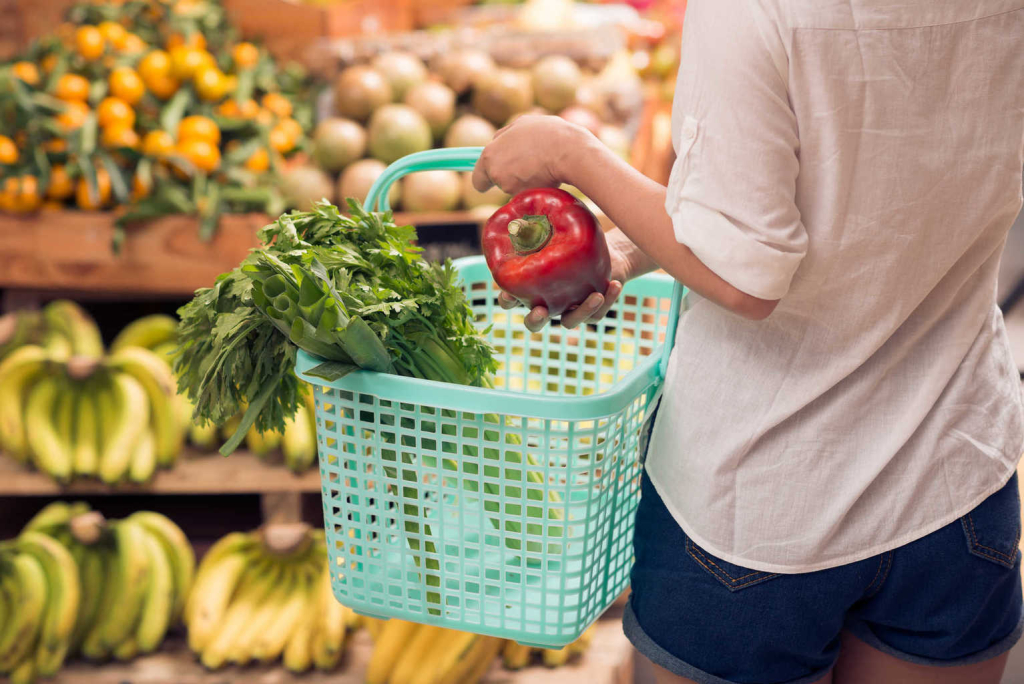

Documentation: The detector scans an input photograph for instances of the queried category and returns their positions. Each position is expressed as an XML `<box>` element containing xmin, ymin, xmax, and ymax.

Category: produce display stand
<box><xmin>0</xmin><ymin>449</ymin><xmax>320</xmax><ymax>496</ymax></box>
<box><xmin>0</xmin><ymin>210</ymin><xmax>490</xmax><ymax>300</ymax></box>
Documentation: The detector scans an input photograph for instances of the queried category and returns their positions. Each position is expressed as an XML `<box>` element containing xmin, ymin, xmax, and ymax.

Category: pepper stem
<box><xmin>507</xmin><ymin>215</ymin><xmax>552</xmax><ymax>255</ymax></box>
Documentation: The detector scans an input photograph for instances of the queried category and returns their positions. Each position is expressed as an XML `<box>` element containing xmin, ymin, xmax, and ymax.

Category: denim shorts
<box><xmin>624</xmin><ymin>470</ymin><xmax>1024</xmax><ymax>684</ymax></box>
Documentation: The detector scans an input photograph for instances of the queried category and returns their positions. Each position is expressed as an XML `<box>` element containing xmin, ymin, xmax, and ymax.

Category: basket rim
<box><xmin>296</xmin><ymin>346</ymin><xmax>663</xmax><ymax>420</ymax></box>
<box><xmin>295</xmin><ymin>255</ymin><xmax>677</xmax><ymax>420</ymax></box>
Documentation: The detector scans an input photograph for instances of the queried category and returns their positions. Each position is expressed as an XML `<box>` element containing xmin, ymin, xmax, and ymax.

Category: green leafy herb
<box><xmin>174</xmin><ymin>199</ymin><xmax>497</xmax><ymax>455</ymax></box>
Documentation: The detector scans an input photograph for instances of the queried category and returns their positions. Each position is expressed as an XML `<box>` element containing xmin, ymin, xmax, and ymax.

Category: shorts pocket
<box><xmin>685</xmin><ymin>537</ymin><xmax>781</xmax><ymax>592</ymax></box>
<box><xmin>960</xmin><ymin>473</ymin><xmax>1021</xmax><ymax>570</ymax></box>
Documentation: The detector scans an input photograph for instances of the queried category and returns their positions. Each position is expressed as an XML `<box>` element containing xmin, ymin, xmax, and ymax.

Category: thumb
<box><xmin>472</xmin><ymin>158</ymin><xmax>494</xmax><ymax>193</ymax></box>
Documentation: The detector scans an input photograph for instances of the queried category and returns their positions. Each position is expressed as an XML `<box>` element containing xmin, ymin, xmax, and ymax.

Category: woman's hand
<box><xmin>472</xmin><ymin>114</ymin><xmax>587</xmax><ymax>195</ymax></box>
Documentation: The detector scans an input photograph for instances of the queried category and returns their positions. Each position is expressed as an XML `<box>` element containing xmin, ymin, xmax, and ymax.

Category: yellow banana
<box><xmin>312</xmin><ymin>565</ymin><xmax>347</xmax><ymax>669</ymax></box>
<box><xmin>98</xmin><ymin>372</ymin><xmax>149</xmax><ymax>484</ymax></box>
<box><xmin>364</xmin><ymin>616</ymin><xmax>385</xmax><ymax>641</ymax></box>
<box><xmin>437</xmin><ymin>635</ymin><xmax>503</xmax><ymax>684</ymax></box>
<box><xmin>411</xmin><ymin>630</ymin><xmax>479</xmax><ymax>684</ymax></box>
<box><xmin>184</xmin><ymin>532</ymin><xmax>255</xmax><ymax>625</ymax></box>
<box><xmin>252</xmin><ymin>565</ymin><xmax>315</xmax><ymax>662</ymax></box>
<box><xmin>17</xmin><ymin>532</ymin><xmax>80</xmax><ymax>676</ymax></box>
<box><xmin>458</xmin><ymin>637</ymin><xmax>504</xmax><ymax>684</ymax></box>
<box><xmin>391</xmin><ymin>624</ymin><xmax>447</xmax><ymax>684</ymax></box>
<box><xmin>112</xmin><ymin>636</ymin><xmax>138</xmax><ymax>661</ymax></box>
<box><xmin>69</xmin><ymin>546</ymin><xmax>106</xmax><ymax>654</ymax></box>
<box><xmin>246</xmin><ymin>425</ymin><xmax>282</xmax><ymax>457</ymax></box>
<box><xmin>502</xmin><ymin>641</ymin><xmax>534</xmax><ymax>670</ymax></box>
<box><xmin>106</xmin><ymin>348</ymin><xmax>183</xmax><ymax>467</ymax></box>
<box><xmin>134</xmin><ymin>529</ymin><xmax>175</xmax><ymax>654</ymax></box>
<box><xmin>568</xmin><ymin>624</ymin><xmax>596</xmax><ymax>655</ymax></box>
<box><xmin>43</xmin><ymin>300</ymin><xmax>104</xmax><ymax>358</ymax></box>
<box><xmin>219</xmin><ymin>413</ymin><xmax>242</xmax><ymax>441</ymax></box>
<box><xmin>542</xmin><ymin>645</ymin><xmax>571</xmax><ymax>667</ymax></box>
<box><xmin>199</xmin><ymin>564</ymin><xmax>282</xmax><ymax>669</ymax></box>
<box><xmin>185</xmin><ymin>552</ymin><xmax>252</xmax><ymax>652</ymax></box>
<box><xmin>24</xmin><ymin>374</ymin><xmax>73</xmax><ymax>483</ymax></box>
<box><xmin>98</xmin><ymin>520</ymin><xmax>153</xmax><ymax>649</ymax></box>
<box><xmin>71</xmin><ymin>384</ymin><xmax>100</xmax><ymax>477</ymax></box>
<box><xmin>189</xmin><ymin>419</ymin><xmax>219</xmax><ymax>450</ymax></box>
<box><xmin>171</xmin><ymin>392</ymin><xmax>191</xmax><ymax>434</ymax></box>
<box><xmin>0</xmin><ymin>345</ymin><xmax>50</xmax><ymax>461</ymax></box>
<box><xmin>282</xmin><ymin>404</ymin><xmax>316</xmax><ymax>473</ymax></box>
<box><xmin>8</xmin><ymin>653</ymin><xmax>37</xmax><ymax>684</ymax></box>
<box><xmin>110</xmin><ymin>314</ymin><xmax>178</xmax><ymax>354</ymax></box>
<box><xmin>365</xmin><ymin>619</ymin><xmax>421</xmax><ymax>684</ymax></box>
<box><xmin>127</xmin><ymin>428</ymin><xmax>158</xmax><ymax>484</ymax></box>
<box><xmin>0</xmin><ymin>553</ymin><xmax>48</xmax><ymax>671</ymax></box>
<box><xmin>128</xmin><ymin>512</ymin><xmax>195</xmax><ymax>624</ymax></box>
<box><xmin>282</xmin><ymin>599</ymin><xmax>318</xmax><ymax>673</ymax></box>
<box><xmin>229</xmin><ymin>563</ymin><xmax>296</xmax><ymax>665</ymax></box>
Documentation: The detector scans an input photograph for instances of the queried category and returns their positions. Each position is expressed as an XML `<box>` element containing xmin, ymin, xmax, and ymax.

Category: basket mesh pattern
<box><xmin>312</xmin><ymin>272</ymin><xmax>675</xmax><ymax>647</ymax></box>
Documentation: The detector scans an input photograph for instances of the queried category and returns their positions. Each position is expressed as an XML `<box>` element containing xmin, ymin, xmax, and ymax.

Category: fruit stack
<box><xmin>0</xmin><ymin>0</ymin><xmax>315</xmax><ymax>237</ymax></box>
<box><xmin>362</xmin><ymin>617</ymin><xmax>597</xmax><ymax>684</ymax></box>
<box><xmin>242</xmin><ymin>384</ymin><xmax>318</xmax><ymax>473</ymax></box>
<box><xmin>0</xmin><ymin>502</ymin><xmax>195</xmax><ymax>684</ymax></box>
<box><xmin>304</xmin><ymin>45</ymin><xmax>638</xmax><ymax>216</ymax></box>
<box><xmin>185</xmin><ymin>524</ymin><xmax>356</xmax><ymax>672</ymax></box>
<box><xmin>0</xmin><ymin>307</ymin><xmax>185</xmax><ymax>485</ymax></box>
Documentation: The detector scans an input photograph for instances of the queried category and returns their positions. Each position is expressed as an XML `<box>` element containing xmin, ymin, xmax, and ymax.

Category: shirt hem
<box><xmin>644</xmin><ymin>453</ymin><xmax>1022</xmax><ymax>574</ymax></box>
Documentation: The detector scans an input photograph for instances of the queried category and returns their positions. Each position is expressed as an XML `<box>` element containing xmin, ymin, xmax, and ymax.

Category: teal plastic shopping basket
<box><xmin>295</xmin><ymin>148</ymin><xmax>685</xmax><ymax>647</ymax></box>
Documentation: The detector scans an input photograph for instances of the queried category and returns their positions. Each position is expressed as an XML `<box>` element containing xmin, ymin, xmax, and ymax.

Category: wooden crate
<box><xmin>0</xmin><ymin>210</ymin><xmax>489</xmax><ymax>297</ymax></box>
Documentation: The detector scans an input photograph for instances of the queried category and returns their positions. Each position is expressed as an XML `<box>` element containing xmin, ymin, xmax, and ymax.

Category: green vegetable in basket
<box><xmin>174</xmin><ymin>199</ymin><xmax>498</xmax><ymax>454</ymax></box>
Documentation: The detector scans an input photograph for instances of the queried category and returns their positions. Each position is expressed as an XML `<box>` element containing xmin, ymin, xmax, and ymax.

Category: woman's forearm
<box><xmin>563</xmin><ymin>135</ymin><xmax>778</xmax><ymax>320</ymax></box>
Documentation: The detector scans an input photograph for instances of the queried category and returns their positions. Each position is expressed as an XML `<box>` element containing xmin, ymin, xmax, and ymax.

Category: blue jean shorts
<box><xmin>624</xmin><ymin>470</ymin><xmax>1024</xmax><ymax>684</ymax></box>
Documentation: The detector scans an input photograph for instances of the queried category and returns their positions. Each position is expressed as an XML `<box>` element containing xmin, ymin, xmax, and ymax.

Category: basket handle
<box><xmin>657</xmin><ymin>281</ymin><xmax>684</xmax><ymax>379</ymax></box>
<box><xmin>363</xmin><ymin>147</ymin><xmax>485</xmax><ymax>213</ymax></box>
<box><xmin>366</xmin><ymin>147</ymin><xmax>685</xmax><ymax>378</ymax></box>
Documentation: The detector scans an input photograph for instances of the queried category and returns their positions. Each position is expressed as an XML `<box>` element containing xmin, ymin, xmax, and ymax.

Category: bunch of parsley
<box><xmin>174</xmin><ymin>200</ymin><xmax>497</xmax><ymax>455</ymax></box>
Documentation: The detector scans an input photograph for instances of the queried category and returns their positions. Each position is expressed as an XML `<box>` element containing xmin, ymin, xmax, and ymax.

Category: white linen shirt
<box><xmin>646</xmin><ymin>0</ymin><xmax>1024</xmax><ymax>573</ymax></box>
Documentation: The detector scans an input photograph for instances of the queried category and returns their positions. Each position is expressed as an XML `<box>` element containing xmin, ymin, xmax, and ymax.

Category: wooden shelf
<box><xmin>50</xmin><ymin>607</ymin><xmax>632</xmax><ymax>684</ymax></box>
<box><xmin>0</xmin><ymin>210</ymin><xmax>488</xmax><ymax>298</ymax></box>
<box><xmin>0</xmin><ymin>449</ymin><xmax>321</xmax><ymax>497</ymax></box>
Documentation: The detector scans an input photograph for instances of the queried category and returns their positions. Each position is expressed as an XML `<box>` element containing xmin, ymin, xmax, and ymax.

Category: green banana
<box><xmin>105</xmin><ymin>348</ymin><xmax>183</xmax><ymax>467</ymax></box>
<box><xmin>0</xmin><ymin>345</ymin><xmax>51</xmax><ymax>462</ymax></box>
<box><xmin>24</xmin><ymin>375</ymin><xmax>73</xmax><ymax>483</ymax></box>
<box><xmin>128</xmin><ymin>512</ymin><xmax>194</xmax><ymax>623</ymax></box>
<box><xmin>97</xmin><ymin>372</ymin><xmax>150</xmax><ymax>485</ymax></box>
<box><xmin>110</xmin><ymin>314</ymin><xmax>178</xmax><ymax>354</ymax></box>
<box><xmin>189</xmin><ymin>419</ymin><xmax>220</xmax><ymax>450</ymax></box>
<box><xmin>69</xmin><ymin>546</ymin><xmax>106</xmax><ymax>654</ymax></box>
<box><xmin>134</xmin><ymin>529</ymin><xmax>175</xmax><ymax>654</ymax></box>
<box><xmin>97</xmin><ymin>520</ymin><xmax>152</xmax><ymax>649</ymax></box>
<box><xmin>42</xmin><ymin>300</ymin><xmax>104</xmax><ymax>358</ymax></box>
<box><xmin>79</xmin><ymin>545</ymin><xmax>117</xmax><ymax>661</ymax></box>
<box><xmin>17</xmin><ymin>532</ymin><xmax>81</xmax><ymax>676</ymax></box>
<box><xmin>0</xmin><ymin>553</ymin><xmax>48</xmax><ymax>670</ymax></box>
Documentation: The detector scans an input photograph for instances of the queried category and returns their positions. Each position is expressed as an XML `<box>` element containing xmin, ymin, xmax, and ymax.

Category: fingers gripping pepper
<box><xmin>482</xmin><ymin>187</ymin><xmax>612</xmax><ymax>316</ymax></box>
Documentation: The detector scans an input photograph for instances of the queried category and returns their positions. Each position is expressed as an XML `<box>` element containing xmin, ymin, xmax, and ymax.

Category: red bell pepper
<box><xmin>482</xmin><ymin>188</ymin><xmax>611</xmax><ymax>317</ymax></box>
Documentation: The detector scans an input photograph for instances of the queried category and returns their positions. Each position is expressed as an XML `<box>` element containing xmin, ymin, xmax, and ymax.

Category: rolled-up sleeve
<box><xmin>667</xmin><ymin>0</ymin><xmax>806</xmax><ymax>301</ymax></box>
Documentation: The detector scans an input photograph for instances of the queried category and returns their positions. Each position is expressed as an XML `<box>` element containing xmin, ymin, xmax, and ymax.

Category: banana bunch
<box><xmin>185</xmin><ymin>524</ymin><xmax>358</xmax><ymax>672</ymax></box>
<box><xmin>21</xmin><ymin>502</ymin><xmax>195</xmax><ymax>668</ymax></box>
<box><xmin>0</xmin><ymin>342</ymin><xmax>185</xmax><ymax>484</ymax></box>
<box><xmin>0</xmin><ymin>309</ymin><xmax>46</xmax><ymax>363</ymax></box>
<box><xmin>0</xmin><ymin>526</ymin><xmax>81</xmax><ymax>684</ymax></box>
<box><xmin>502</xmin><ymin>626</ymin><xmax>596</xmax><ymax>670</ymax></box>
<box><xmin>242</xmin><ymin>384</ymin><xmax>318</xmax><ymax>473</ymax></box>
<box><xmin>365</xmin><ymin>620</ymin><xmax>505</xmax><ymax>684</ymax></box>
